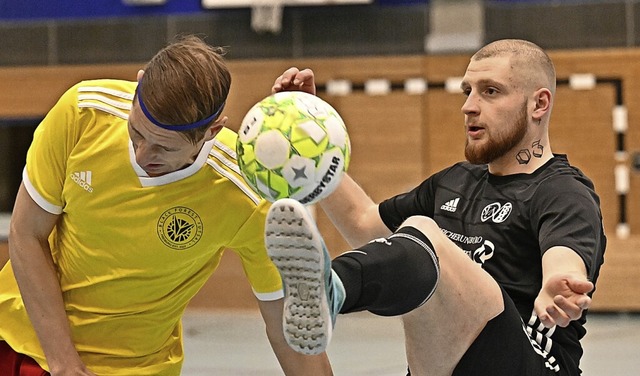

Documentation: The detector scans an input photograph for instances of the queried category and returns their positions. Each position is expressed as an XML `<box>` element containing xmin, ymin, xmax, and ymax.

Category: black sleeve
<box><xmin>530</xmin><ymin>177</ymin><xmax>606</xmax><ymax>281</ymax></box>
<box><xmin>378</xmin><ymin>165</ymin><xmax>456</xmax><ymax>232</ymax></box>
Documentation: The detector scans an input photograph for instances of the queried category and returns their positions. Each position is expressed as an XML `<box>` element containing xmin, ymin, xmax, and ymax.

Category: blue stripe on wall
<box><xmin>0</xmin><ymin>0</ymin><xmax>204</xmax><ymax>20</ymax></box>
<box><xmin>0</xmin><ymin>0</ymin><xmax>428</xmax><ymax>21</ymax></box>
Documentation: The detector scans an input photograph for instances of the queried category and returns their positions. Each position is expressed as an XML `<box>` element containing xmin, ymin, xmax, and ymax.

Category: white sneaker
<box><xmin>265</xmin><ymin>198</ymin><xmax>345</xmax><ymax>355</ymax></box>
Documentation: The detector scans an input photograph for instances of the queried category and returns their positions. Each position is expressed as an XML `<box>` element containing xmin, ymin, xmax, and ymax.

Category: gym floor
<box><xmin>181</xmin><ymin>309</ymin><xmax>640</xmax><ymax>375</ymax></box>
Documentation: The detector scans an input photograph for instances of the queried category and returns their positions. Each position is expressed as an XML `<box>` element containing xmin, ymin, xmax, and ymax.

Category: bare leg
<box><xmin>399</xmin><ymin>216</ymin><xmax>503</xmax><ymax>376</ymax></box>
<box><xmin>266</xmin><ymin>199</ymin><xmax>504</xmax><ymax>375</ymax></box>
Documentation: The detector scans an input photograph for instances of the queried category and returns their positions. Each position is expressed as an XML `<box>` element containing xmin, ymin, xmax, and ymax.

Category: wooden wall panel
<box><xmin>293</xmin><ymin>55</ymin><xmax>425</xmax><ymax>84</ymax></box>
<box><xmin>0</xmin><ymin>64</ymin><xmax>141</xmax><ymax>118</ymax></box>
<box><xmin>315</xmin><ymin>93</ymin><xmax>425</xmax><ymax>256</ymax></box>
<box><xmin>423</xmin><ymin>91</ymin><xmax>467</xmax><ymax>174</ymax></box>
<box><xmin>590</xmin><ymin>235</ymin><xmax>640</xmax><ymax>311</ymax></box>
<box><xmin>550</xmin><ymin>48</ymin><xmax>640</xmax><ymax>235</ymax></box>
<box><xmin>550</xmin><ymin>87</ymin><xmax>618</xmax><ymax>234</ymax></box>
<box><xmin>422</xmin><ymin>54</ymin><xmax>470</xmax><ymax>83</ymax></box>
<box><xmin>1</xmin><ymin>49</ymin><xmax>638</xmax><ymax>311</ymax></box>
<box><xmin>420</xmin><ymin>52</ymin><xmax>470</xmax><ymax>177</ymax></box>
<box><xmin>225</xmin><ymin>59</ymin><xmax>294</xmax><ymax>132</ymax></box>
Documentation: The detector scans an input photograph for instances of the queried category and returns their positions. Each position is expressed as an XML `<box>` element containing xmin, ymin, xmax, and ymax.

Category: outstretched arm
<box><xmin>319</xmin><ymin>175</ymin><xmax>391</xmax><ymax>248</ymax></box>
<box><xmin>258</xmin><ymin>299</ymin><xmax>333</xmax><ymax>375</ymax></box>
<box><xmin>534</xmin><ymin>246</ymin><xmax>594</xmax><ymax>328</ymax></box>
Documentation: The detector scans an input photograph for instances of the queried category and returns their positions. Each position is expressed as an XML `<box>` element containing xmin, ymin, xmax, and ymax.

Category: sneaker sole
<box><xmin>265</xmin><ymin>199</ymin><xmax>332</xmax><ymax>355</ymax></box>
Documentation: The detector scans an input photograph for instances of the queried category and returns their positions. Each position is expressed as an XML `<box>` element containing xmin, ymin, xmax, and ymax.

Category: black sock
<box><xmin>332</xmin><ymin>226</ymin><xmax>440</xmax><ymax>316</ymax></box>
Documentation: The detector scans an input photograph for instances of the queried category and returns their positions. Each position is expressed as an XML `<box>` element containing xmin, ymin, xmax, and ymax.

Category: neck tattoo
<box><xmin>515</xmin><ymin>140</ymin><xmax>545</xmax><ymax>165</ymax></box>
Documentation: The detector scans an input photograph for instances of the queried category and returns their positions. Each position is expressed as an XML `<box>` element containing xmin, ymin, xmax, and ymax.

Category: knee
<box><xmin>399</xmin><ymin>216</ymin><xmax>453</xmax><ymax>256</ymax></box>
<box><xmin>400</xmin><ymin>216</ymin><xmax>441</xmax><ymax>239</ymax></box>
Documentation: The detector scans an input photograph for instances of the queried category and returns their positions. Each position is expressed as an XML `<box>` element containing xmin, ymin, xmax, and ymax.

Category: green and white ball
<box><xmin>237</xmin><ymin>91</ymin><xmax>350</xmax><ymax>205</ymax></box>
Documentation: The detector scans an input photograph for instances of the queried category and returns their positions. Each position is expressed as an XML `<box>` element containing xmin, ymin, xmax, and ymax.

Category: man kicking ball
<box><xmin>267</xmin><ymin>38</ymin><xmax>605</xmax><ymax>376</ymax></box>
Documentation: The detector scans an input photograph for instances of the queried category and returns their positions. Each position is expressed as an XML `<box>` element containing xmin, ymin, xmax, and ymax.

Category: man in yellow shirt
<box><xmin>0</xmin><ymin>35</ymin><xmax>331</xmax><ymax>376</ymax></box>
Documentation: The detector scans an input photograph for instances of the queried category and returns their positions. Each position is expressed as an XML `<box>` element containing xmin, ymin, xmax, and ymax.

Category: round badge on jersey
<box><xmin>157</xmin><ymin>207</ymin><xmax>203</xmax><ymax>250</ymax></box>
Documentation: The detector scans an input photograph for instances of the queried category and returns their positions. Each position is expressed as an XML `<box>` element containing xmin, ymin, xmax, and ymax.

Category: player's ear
<box><xmin>532</xmin><ymin>88</ymin><xmax>551</xmax><ymax>123</ymax></box>
<box><xmin>204</xmin><ymin>116</ymin><xmax>227</xmax><ymax>141</ymax></box>
<box><xmin>136</xmin><ymin>70</ymin><xmax>145</xmax><ymax>82</ymax></box>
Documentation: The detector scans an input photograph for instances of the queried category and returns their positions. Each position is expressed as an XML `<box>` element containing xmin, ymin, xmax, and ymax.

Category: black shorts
<box><xmin>352</xmin><ymin>228</ymin><xmax>582</xmax><ymax>376</ymax></box>
<box><xmin>451</xmin><ymin>287</ymin><xmax>579</xmax><ymax>376</ymax></box>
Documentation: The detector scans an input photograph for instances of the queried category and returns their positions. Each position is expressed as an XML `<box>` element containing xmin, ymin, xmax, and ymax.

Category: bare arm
<box><xmin>319</xmin><ymin>175</ymin><xmax>391</xmax><ymax>248</ymax></box>
<box><xmin>257</xmin><ymin>299</ymin><xmax>333</xmax><ymax>375</ymax></box>
<box><xmin>9</xmin><ymin>183</ymin><xmax>95</xmax><ymax>375</ymax></box>
<box><xmin>534</xmin><ymin>246</ymin><xmax>594</xmax><ymax>328</ymax></box>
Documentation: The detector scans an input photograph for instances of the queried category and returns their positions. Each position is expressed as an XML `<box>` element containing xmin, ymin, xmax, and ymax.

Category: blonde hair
<box><xmin>472</xmin><ymin>39</ymin><xmax>556</xmax><ymax>95</ymax></box>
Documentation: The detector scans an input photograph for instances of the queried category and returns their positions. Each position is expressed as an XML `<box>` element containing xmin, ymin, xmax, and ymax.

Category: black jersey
<box><xmin>379</xmin><ymin>154</ymin><xmax>606</xmax><ymax>371</ymax></box>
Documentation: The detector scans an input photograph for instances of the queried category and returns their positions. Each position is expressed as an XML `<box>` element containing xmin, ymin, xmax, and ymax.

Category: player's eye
<box><xmin>485</xmin><ymin>87</ymin><xmax>498</xmax><ymax>95</ymax></box>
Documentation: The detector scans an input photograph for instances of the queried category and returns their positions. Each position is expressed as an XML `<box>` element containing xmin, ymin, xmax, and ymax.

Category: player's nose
<box><xmin>134</xmin><ymin>142</ymin><xmax>155</xmax><ymax>166</ymax></box>
<box><xmin>461</xmin><ymin>94</ymin><xmax>479</xmax><ymax>115</ymax></box>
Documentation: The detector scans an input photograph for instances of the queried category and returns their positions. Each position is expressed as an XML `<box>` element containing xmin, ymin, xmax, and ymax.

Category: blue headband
<box><xmin>135</xmin><ymin>84</ymin><xmax>225</xmax><ymax>131</ymax></box>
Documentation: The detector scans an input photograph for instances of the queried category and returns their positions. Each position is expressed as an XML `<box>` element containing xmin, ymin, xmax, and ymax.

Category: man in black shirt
<box><xmin>267</xmin><ymin>39</ymin><xmax>605</xmax><ymax>375</ymax></box>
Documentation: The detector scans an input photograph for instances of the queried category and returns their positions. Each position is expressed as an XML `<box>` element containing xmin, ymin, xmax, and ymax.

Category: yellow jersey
<box><xmin>0</xmin><ymin>80</ymin><xmax>282</xmax><ymax>375</ymax></box>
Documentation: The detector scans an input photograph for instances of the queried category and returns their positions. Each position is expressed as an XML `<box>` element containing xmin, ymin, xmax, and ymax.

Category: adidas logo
<box><xmin>440</xmin><ymin>197</ymin><xmax>459</xmax><ymax>212</ymax></box>
<box><xmin>71</xmin><ymin>171</ymin><xmax>94</xmax><ymax>192</ymax></box>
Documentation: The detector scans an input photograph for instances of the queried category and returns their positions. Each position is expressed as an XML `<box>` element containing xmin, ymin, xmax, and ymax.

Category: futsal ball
<box><xmin>237</xmin><ymin>91</ymin><xmax>350</xmax><ymax>205</ymax></box>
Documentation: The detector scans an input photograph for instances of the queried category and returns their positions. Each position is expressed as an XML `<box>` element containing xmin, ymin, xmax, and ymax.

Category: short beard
<box><xmin>465</xmin><ymin>102</ymin><xmax>529</xmax><ymax>165</ymax></box>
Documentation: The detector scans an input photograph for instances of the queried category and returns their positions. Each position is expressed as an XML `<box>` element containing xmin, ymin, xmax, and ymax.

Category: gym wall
<box><xmin>0</xmin><ymin>48</ymin><xmax>638</xmax><ymax>311</ymax></box>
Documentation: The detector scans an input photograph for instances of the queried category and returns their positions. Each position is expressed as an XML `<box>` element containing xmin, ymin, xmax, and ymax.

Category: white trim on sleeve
<box><xmin>254</xmin><ymin>288</ymin><xmax>284</xmax><ymax>302</ymax></box>
<box><xmin>22</xmin><ymin>168</ymin><xmax>63</xmax><ymax>215</ymax></box>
